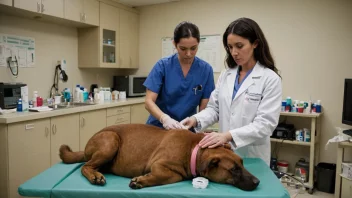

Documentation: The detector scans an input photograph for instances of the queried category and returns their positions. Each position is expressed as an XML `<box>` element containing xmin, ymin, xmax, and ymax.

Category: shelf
<box><xmin>270</xmin><ymin>138</ymin><xmax>311</xmax><ymax>146</ymax></box>
<box><xmin>103</xmin><ymin>43</ymin><xmax>115</xmax><ymax>47</ymax></box>
<box><xmin>280</xmin><ymin>112</ymin><xmax>322</xmax><ymax>118</ymax></box>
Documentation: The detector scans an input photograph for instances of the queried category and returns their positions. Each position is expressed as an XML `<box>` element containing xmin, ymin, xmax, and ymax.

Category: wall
<box><xmin>0</xmin><ymin>14</ymin><xmax>128</xmax><ymax>99</ymax></box>
<box><xmin>137</xmin><ymin>0</ymin><xmax>352</xmax><ymax>164</ymax></box>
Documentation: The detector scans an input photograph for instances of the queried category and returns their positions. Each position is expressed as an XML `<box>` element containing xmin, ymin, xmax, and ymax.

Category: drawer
<box><xmin>107</xmin><ymin>113</ymin><xmax>131</xmax><ymax>126</ymax></box>
<box><xmin>107</xmin><ymin>106</ymin><xmax>131</xmax><ymax>117</ymax></box>
<box><xmin>341</xmin><ymin>176</ymin><xmax>352</xmax><ymax>198</ymax></box>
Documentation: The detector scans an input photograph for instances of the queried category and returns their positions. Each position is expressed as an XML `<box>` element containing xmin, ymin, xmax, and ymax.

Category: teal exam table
<box><xmin>18</xmin><ymin>158</ymin><xmax>290</xmax><ymax>198</ymax></box>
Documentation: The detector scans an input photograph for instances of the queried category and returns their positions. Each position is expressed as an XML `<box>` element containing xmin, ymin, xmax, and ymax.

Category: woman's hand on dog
<box><xmin>199</xmin><ymin>132</ymin><xmax>232</xmax><ymax>149</ymax></box>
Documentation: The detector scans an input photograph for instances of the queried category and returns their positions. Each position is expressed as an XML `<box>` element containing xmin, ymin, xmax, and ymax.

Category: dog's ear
<box><xmin>200</xmin><ymin>157</ymin><xmax>220</xmax><ymax>174</ymax></box>
<box><xmin>223</xmin><ymin>143</ymin><xmax>231</xmax><ymax>150</ymax></box>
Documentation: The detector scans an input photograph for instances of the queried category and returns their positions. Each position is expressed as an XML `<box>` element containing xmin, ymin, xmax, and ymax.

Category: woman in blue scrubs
<box><xmin>143</xmin><ymin>21</ymin><xmax>215</xmax><ymax>130</ymax></box>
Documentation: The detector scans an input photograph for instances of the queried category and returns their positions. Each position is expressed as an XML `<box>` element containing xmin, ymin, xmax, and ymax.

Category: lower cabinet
<box><xmin>8</xmin><ymin>118</ymin><xmax>51</xmax><ymax>198</ymax></box>
<box><xmin>50</xmin><ymin>114</ymin><xmax>80</xmax><ymax>165</ymax></box>
<box><xmin>79</xmin><ymin>109</ymin><xmax>107</xmax><ymax>151</ymax></box>
<box><xmin>130</xmin><ymin>103</ymin><xmax>149</xmax><ymax>124</ymax></box>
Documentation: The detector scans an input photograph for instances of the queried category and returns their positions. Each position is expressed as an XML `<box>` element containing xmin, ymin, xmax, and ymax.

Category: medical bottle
<box><xmin>74</xmin><ymin>84</ymin><xmax>80</xmax><ymax>102</ymax></box>
<box><xmin>65</xmin><ymin>88</ymin><xmax>71</xmax><ymax>102</ymax></box>
<box><xmin>33</xmin><ymin>91</ymin><xmax>38</xmax><ymax>107</ymax></box>
<box><xmin>80</xmin><ymin>86</ymin><xmax>84</xmax><ymax>103</ymax></box>
<box><xmin>17</xmin><ymin>98</ymin><xmax>22</xmax><ymax>112</ymax></box>
<box><xmin>83</xmin><ymin>88</ymin><xmax>89</xmax><ymax>102</ymax></box>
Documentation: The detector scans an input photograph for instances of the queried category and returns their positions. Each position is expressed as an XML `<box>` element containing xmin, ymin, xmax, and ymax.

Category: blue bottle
<box><xmin>17</xmin><ymin>98</ymin><xmax>22</xmax><ymax>112</ymax></box>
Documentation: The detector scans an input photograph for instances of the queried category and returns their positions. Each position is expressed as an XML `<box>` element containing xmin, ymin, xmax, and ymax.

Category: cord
<box><xmin>7</xmin><ymin>56</ymin><xmax>19</xmax><ymax>77</ymax></box>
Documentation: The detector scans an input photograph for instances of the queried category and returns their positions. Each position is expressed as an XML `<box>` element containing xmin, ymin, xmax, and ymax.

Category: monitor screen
<box><xmin>342</xmin><ymin>79</ymin><xmax>352</xmax><ymax>126</ymax></box>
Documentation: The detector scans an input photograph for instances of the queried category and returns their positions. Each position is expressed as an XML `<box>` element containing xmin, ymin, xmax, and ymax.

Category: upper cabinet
<box><xmin>0</xmin><ymin>0</ymin><xmax>12</xmax><ymax>6</ymax></box>
<box><xmin>64</xmin><ymin>0</ymin><xmax>99</xmax><ymax>26</ymax></box>
<box><xmin>78</xmin><ymin>2</ymin><xmax>139</xmax><ymax>69</ymax></box>
<box><xmin>119</xmin><ymin>9</ymin><xmax>139</xmax><ymax>68</ymax></box>
<box><xmin>14</xmin><ymin>0</ymin><xmax>64</xmax><ymax>18</ymax></box>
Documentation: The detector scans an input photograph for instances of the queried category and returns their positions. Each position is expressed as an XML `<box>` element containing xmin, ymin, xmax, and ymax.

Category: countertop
<box><xmin>0</xmin><ymin>98</ymin><xmax>145</xmax><ymax>124</ymax></box>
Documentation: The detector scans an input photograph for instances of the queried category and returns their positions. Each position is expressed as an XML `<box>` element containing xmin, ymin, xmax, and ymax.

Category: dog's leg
<box><xmin>81</xmin><ymin>131</ymin><xmax>119</xmax><ymax>185</ymax></box>
<box><xmin>129</xmin><ymin>163</ymin><xmax>183</xmax><ymax>189</ymax></box>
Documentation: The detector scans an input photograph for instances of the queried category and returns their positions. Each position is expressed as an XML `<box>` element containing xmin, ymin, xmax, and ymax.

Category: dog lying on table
<box><xmin>59</xmin><ymin>124</ymin><xmax>260</xmax><ymax>191</ymax></box>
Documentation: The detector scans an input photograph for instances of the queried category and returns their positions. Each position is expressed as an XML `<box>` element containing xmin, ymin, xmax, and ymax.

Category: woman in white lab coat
<box><xmin>181</xmin><ymin>18</ymin><xmax>282</xmax><ymax>165</ymax></box>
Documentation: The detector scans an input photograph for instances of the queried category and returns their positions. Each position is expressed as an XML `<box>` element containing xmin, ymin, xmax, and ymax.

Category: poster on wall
<box><xmin>0</xmin><ymin>33</ymin><xmax>35</xmax><ymax>68</ymax></box>
<box><xmin>161</xmin><ymin>34</ymin><xmax>221</xmax><ymax>72</ymax></box>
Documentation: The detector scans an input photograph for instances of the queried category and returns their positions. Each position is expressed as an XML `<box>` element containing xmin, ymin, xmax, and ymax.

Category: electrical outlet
<box><xmin>57</xmin><ymin>59</ymin><xmax>67</xmax><ymax>71</ymax></box>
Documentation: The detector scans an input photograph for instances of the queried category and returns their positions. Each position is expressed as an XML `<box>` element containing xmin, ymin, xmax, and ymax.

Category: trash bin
<box><xmin>316</xmin><ymin>163</ymin><xmax>336</xmax><ymax>193</ymax></box>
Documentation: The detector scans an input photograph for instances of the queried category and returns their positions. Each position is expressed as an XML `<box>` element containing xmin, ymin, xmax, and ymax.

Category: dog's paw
<box><xmin>90</xmin><ymin>172</ymin><xmax>106</xmax><ymax>185</ymax></box>
<box><xmin>129</xmin><ymin>177</ymin><xmax>143</xmax><ymax>189</ymax></box>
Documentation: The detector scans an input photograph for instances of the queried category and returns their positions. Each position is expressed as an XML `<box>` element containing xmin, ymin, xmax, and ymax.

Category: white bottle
<box><xmin>33</xmin><ymin>91</ymin><xmax>38</xmax><ymax>107</ymax></box>
<box><xmin>79</xmin><ymin>87</ymin><xmax>84</xmax><ymax>103</ymax></box>
<box><xmin>74</xmin><ymin>85</ymin><xmax>80</xmax><ymax>102</ymax></box>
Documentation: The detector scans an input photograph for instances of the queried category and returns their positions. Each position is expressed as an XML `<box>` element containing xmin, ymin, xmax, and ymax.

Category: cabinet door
<box><xmin>64</xmin><ymin>0</ymin><xmax>83</xmax><ymax>23</ymax></box>
<box><xmin>131</xmin><ymin>103</ymin><xmax>149</xmax><ymax>124</ymax></box>
<box><xmin>83</xmin><ymin>0</ymin><xmax>99</xmax><ymax>26</ymax></box>
<box><xmin>41</xmin><ymin>0</ymin><xmax>64</xmax><ymax>18</ymax></box>
<box><xmin>100</xmin><ymin>2</ymin><xmax>119</xmax><ymax>68</ymax></box>
<box><xmin>119</xmin><ymin>9</ymin><xmax>139</xmax><ymax>68</ymax></box>
<box><xmin>79</xmin><ymin>109</ymin><xmax>107</xmax><ymax>151</ymax></box>
<box><xmin>50</xmin><ymin>114</ymin><xmax>80</xmax><ymax>165</ymax></box>
<box><xmin>8</xmin><ymin>118</ymin><xmax>51</xmax><ymax>198</ymax></box>
<box><xmin>0</xmin><ymin>0</ymin><xmax>12</xmax><ymax>6</ymax></box>
<box><xmin>14</xmin><ymin>0</ymin><xmax>41</xmax><ymax>13</ymax></box>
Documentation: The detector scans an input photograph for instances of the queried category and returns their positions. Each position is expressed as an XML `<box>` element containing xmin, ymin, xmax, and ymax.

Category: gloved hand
<box><xmin>180</xmin><ymin>116</ymin><xmax>197</xmax><ymax>129</ymax></box>
<box><xmin>160</xmin><ymin>114</ymin><xmax>185</xmax><ymax>130</ymax></box>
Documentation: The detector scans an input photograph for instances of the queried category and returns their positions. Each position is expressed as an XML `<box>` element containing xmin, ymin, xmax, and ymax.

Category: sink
<box><xmin>50</xmin><ymin>102</ymin><xmax>96</xmax><ymax>110</ymax></box>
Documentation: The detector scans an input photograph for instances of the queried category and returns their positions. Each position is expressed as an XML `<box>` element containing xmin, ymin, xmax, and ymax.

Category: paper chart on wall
<box><xmin>0</xmin><ymin>34</ymin><xmax>35</xmax><ymax>67</ymax></box>
<box><xmin>161</xmin><ymin>34</ymin><xmax>222</xmax><ymax>72</ymax></box>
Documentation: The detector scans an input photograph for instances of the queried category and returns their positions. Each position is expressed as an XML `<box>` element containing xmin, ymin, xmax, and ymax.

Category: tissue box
<box><xmin>342</xmin><ymin>163</ymin><xmax>352</xmax><ymax>180</ymax></box>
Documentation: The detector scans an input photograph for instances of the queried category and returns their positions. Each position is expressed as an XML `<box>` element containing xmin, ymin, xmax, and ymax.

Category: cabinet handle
<box><xmin>41</xmin><ymin>3</ymin><xmax>45</xmax><ymax>13</ymax></box>
<box><xmin>81</xmin><ymin>117</ymin><xmax>85</xmax><ymax>127</ymax></box>
<box><xmin>45</xmin><ymin>127</ymin><xmax>49</xmax><ymax>137</ymax></box>
<box><xmin>52</xmin><ymin>124</ymin><xmax>57</xmax><ymax>135</ymax></box>
<box><xmin>37</xmin><ymin>2</ymin><xmax>40</xmax><ymax>12</ymax></box>
<box><xmin>84</xmin><ymin>13</ymin><xmax>87</xmax><ymax>22</ymax></box>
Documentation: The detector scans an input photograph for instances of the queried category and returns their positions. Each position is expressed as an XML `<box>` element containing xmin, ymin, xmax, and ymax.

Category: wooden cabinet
<box><xmin>0</xmin><ymin>0</ymin><xmax>12</xmax><ymax>6</ymax></box>
<box><xmin>50</xmin><ymin>114</ymin><xmax>80</xmax><ymax>165</ymax></box>
<box><xmin>64</xmin><ymin>0</ymin><xmax>99</xmax><ymax>26</ymax></box>
<box><xmin>119</xmin><ymin>9</ymin><xmax>139</xmax><ymax>68</ymax></box>
<box><xmin>79</xmin><ymin>109</ymin><xmax>107</xmax><ymax>150</ymax></box>
<box><xmin>78</xmin><ymin>2</ymin><xmax>139</xmax><ymax>69</ymax></box>
<box><xmin>78</xmin><ymin>2</ymin><xmax>120</xmax><ymax>68</ymax></box>
<box><xmin>130</xmin><ymin>103</ymin><xmax>149</xmax><ymax>124</ymax></box>
<box><xmin>7</xmin><ymin>118</ymin><xmax>51</xmax><ymax>198</ymax></box>
<box><xmin>15</xmin><ymin>0</ymin><xmax>64</xmax><ymax>18</ymax></box>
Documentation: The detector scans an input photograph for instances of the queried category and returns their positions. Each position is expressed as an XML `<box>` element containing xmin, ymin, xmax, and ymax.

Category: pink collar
<box><xmin>191</xmin><ymin>144</ymin><xmax>200</xmax><ymax>177</ymax></box>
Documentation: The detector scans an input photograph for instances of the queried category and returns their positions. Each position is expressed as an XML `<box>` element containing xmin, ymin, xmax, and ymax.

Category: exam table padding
<box><xmin>18</xmin><ymin>158</ymin><xmax>290</xmax><ymax>198</ymax></box>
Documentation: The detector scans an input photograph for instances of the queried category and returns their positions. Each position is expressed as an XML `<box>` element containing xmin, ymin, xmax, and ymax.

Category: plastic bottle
<box><xmin>33</xmin><ymin>91</ymin><xmax>38</xmax><ymax>107</ymax></box>
<box><xmin>65</xmin><ymin>88</ymin><xmax>71</xmax><ymax>102</ymax></box>
<box><xmin>17</xmin><ymin>98</ymin><xmax>22</xmax><ymax>112</ymax></box>
<box><xmin>74</xmin><ymin>84</ymin><xmax>80</xmax><ymax>102</ymax></box>
<box><xmin>79</xmin><ymin>86</ymin><xmax>84</xmax><ymax>103</ymax></box>
<box><xmin>83</xmin><ymin>88</ymin><xmax>89</xmax><ymax>102</ymax></box>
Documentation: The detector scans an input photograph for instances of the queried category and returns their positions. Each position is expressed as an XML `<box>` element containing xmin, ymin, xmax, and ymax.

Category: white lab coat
<box><xmin>194</xmin><ymin>62</ymin><xmax>282</xmax><ymax>165</ymax></box>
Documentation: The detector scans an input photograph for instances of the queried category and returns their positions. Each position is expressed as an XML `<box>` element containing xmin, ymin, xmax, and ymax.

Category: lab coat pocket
<box><xmin>242</xmin><ymin>93</ymin><xmax>262</xmax><ymax>121</ymax></box>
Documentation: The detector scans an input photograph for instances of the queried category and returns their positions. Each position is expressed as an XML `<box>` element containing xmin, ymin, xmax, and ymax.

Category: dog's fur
<box><xmin>59</xmin><ymin>124</ymin><xmax>259</xmax><ymax>191</ymax></box>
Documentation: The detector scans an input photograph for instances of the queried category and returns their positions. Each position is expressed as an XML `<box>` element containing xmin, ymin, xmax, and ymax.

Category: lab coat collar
<box><xmin>226</xmin><ymin>62</ymin><xmax>264</xmax><ymax>102</ymax></box>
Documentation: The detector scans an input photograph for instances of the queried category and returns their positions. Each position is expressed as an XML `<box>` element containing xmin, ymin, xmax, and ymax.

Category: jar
<box><xmin>277</xmin><ymin>160</ymin><xmax>289</xmax><ymax>173</ymax></box>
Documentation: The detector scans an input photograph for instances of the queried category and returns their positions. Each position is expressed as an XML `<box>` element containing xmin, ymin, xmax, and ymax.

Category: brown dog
<box><xmin>59</xmin><ymin>124</ymin><xmax>260</xmax><ymax>191</ymax></box>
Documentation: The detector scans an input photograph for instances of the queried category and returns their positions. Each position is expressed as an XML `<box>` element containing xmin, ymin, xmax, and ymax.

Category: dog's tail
<box><xmin>59</xmin><ymin>144</ymin><xmax>86</xmax><ymax>164</ymax></box>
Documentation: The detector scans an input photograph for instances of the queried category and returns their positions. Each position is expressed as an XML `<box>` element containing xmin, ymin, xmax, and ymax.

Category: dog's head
<box><xmin>199</xmin><ymin>144</ymin><xmax>260</xmax><ymax>191</ymax></box>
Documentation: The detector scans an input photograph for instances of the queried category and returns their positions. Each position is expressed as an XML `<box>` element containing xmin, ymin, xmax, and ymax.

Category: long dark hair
<box><xmin>174</xmin><ymin>21</ymin><xmax>200</xmax><ymax>45</ymax></box>
<box><xmin>223</xmin><ymin>18</ymin><xmax>279</xmax><ymax>75</ymax></box>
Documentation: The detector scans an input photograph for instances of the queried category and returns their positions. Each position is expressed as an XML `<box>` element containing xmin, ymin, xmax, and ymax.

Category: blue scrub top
<box><xmin>143</xmin><ymin>53</ymin><xmax>215</xmax><ymax>128</ymax></box>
